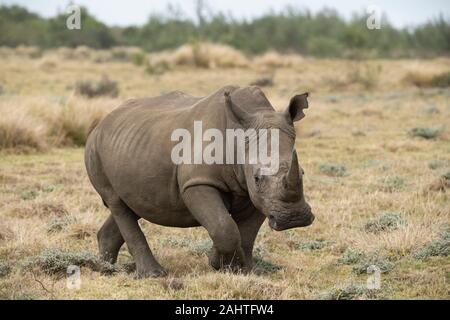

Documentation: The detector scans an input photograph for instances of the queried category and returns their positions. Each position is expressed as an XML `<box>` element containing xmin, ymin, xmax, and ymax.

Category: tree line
<box><xmin>0</xmin><ymin>4</ymin><xmax>448</xmax><ymax>58</ymax></box>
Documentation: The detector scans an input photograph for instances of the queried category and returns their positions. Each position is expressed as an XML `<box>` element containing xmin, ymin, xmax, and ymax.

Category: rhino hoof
<box><xmin>135</xmin><ymin>267</ymin><xmax>167</xmax><ymax>279</ymax></box>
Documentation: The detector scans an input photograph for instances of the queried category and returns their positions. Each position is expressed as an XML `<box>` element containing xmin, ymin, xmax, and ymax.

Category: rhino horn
<box><xmin>224</xmin><ymin>91</ymin><xmax>252</xmax><ymax>123</ymax></box>
<box><xmin>286</xmin><ymin>149</ymin><xmax>300</xmax><ymax>188</ymax></box>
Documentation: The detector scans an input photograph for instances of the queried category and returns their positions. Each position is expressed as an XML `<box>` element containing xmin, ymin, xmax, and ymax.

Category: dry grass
<box><xmin>0</xmin><ymin>48</ymin><xmax>449</xmax><ymax>299</ymax></box>
<box><xmin>150</xmin><ymin>42</ymin><xmax>250</xmax><ymax>69</ymax></box>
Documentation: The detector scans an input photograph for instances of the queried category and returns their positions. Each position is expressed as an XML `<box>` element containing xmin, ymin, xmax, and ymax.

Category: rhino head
<box><xmin>225</xmin><ymin>91</ymin><xmax>314</xmax><ymax>231</ymax></box>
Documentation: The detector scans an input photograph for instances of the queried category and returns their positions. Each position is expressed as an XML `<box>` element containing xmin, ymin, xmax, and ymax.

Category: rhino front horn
<box><xmin>287</xmin><ymin>149</ymin><xmax>300</xmax><ymax>188</ymax></box>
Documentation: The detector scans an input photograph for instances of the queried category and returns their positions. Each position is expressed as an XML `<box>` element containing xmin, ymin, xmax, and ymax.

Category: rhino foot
<box><xmin>134</xmin><ymin>266</ymin><xmax>167</xmax><ymax>279</ymax></box>
<box><xmin>208</xmin><ymin>248</ymin><xmax>245</xmax><ymax>273</ymax></box>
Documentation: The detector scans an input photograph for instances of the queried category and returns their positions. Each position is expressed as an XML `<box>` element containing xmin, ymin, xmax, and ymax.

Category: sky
<box><xmin>1</xmin><ymin>0</ymin><xmax>449</xmax><ymax>28</ymax></box>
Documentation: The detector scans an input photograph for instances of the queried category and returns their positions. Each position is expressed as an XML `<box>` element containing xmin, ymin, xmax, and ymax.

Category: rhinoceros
<box><xmin>85</xmin><ymin>85</ymin><xmax>314</xmax><ymax>278</ymax></box>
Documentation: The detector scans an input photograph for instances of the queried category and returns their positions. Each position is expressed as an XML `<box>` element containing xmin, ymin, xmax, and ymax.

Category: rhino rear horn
<box><xmin>285</xmin><ymin>92</ymin><xmax>309</xmax><ymax>122</ymax></box>
<box><xmin>224</xmin><ymin>91</ymin><xmax>253</xmax><ymax>123</ymax></box>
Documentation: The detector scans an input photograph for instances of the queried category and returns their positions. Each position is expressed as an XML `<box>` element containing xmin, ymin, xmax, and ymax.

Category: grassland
<box><xmin>0</xmin><ymin>46</ymin><xmax>449</xmax><ymax>299</ymax></box>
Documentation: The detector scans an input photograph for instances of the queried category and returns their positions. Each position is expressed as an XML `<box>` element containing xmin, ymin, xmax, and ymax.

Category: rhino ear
<box><xmin>285</xmin><ymin>92</ymin><xmax>309</xmax><ymax>122</ymax></box>
<box><xmin>224</xmin><ymin>91</ymin><xmax>252</xmax><ymax>124</ymax></box>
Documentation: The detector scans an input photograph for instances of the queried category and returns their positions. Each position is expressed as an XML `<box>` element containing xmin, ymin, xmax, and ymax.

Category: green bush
<box><xmin>74</xmin><ymin>76</ymin><xmax>119</xmax><ymax>98</ymax></box>
<box><xmin>46</xmin><ymin>215</ymin><xmax>74</xmax><ymax>233</ymax></box>
<box><xmin>414</xmin><ymin>228</ymin><xmax>450</xmax><ymax>259</ymax></box>
<box><xmin>20</xmin><ymin>189</ymin><xmax>39</xmax><ymax>200</ymax></box>
<box><xmin>318</xmin><ymin>163</ymin><xmax>348</xmax><ymax>177</ymax></box>
<box><xmin>352</xmin><ymin>256</ymin><xmax>395</xmax><ymax>275</ymax></box>
<box><xmin>0</xmin><ymin>262</ymin><xmax>11</xmax><ymax>277</ymax></box>
<box><xmin>320</xmin><ymin>284</ymin><xmax>378</xmax><ymax>300</ymax></box>
<box><xmin>408</xmin><ymin>127</ymin><xmax>441</xmax><ymax>139</ymax></box>
<box><xmin>364</xmin><ymin>212</ymin><xmax>406</xmax><ymax>233</ymax></box>
<box><xmin>338</xmin><ymin>248</ymin><xmax>365</xmax><ymax>265</ymax></box>
<box><xmin>23</xmin><ymin>249</ymin><xmax>119</xmax><ymax>276</ymax></box>
<box><xmin>298</xmin><ymin>240</ymin><xmax>327</xmax><ymax>251</ymax></box>
<box><xmin>0</xmin><ymin>5</ymin><xmax>449</xmax><ymax>58</ymax></box>
<box><xmin>253</xmin><ymin>256</ymin><xmax>284</xmax><ymax>274</ymax></box>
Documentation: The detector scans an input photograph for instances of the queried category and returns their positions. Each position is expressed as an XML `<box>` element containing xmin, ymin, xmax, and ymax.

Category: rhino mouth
<box><xmin>268</xmin><ymin>213</ymin><xmax>315</xmax><ymax>231</ymax></box>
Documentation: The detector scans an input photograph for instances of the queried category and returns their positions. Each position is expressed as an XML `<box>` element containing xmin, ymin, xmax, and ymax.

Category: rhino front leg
<box><xmin>107</xmin><ymin>198</ymin><xmax>167</xmax><ymax>278</ymax></box>
<box><xmin>182</xmin><ymin>186</ymin><xmax>245</xmax><ymax>271</ymax></box>
<box><xmin>235</xmin><ymin>210</ymin><xmax>266</xmax><ymax>272</ymax></box>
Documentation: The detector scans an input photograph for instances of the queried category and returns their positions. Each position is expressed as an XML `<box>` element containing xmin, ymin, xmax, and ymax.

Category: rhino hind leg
<box><xmin>97</xmin><ymin>214</ymin><xmax>124</xmax><ymax>264</ymax></box>
<box><xmin>106</xmin><ymin>197</ymin><xmax>167</xmax><ymax>278</ymax></box>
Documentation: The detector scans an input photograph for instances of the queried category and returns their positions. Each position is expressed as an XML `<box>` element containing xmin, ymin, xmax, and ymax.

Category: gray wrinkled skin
<box><xmin>85</xmin><ymin>85</ymin><xmax>314</xmax><ymax>278</ymax></box>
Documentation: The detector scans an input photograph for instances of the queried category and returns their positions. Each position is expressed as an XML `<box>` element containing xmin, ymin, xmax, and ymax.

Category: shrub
<box><xmin>320</xmin><ymin>284</ymin><xmax>377</xmax><ymax>300</ymax></box>
<box><xmin>74</xmin><ymin>76</ymin><xmax>119</xmax><ymax>98</ymax></box>
<box><xmin>0</xmin><ymin>112</ymin><xmax>47</xmax><ymax>151</ymax></box>
<box><xmin>378</xmin><ymin>176</ymin><xmax>407</xmax><ymax>192</ymax></box>
<box><xmin>20</xmin><ymin>190</ymin><xmax>39</xmax><ymax>201</ymax></box>
<box><xmin>408</xmin><ymin>127</ymin><xmax>441</xmax><ymax>139</ymax></box>
<box><xmin>428</xmin><ymin>160</ymin><xmax>445</xmax><ymax>170</ymax></box>
<box><xmin>338</xmin><ymin>248</ymin><xmax>365</xmax><ymax>265</ymax></box>
<box><xmin>131</xmin><ymin>51</ymin><xmax>147</xmax><ymax>66</ymax></box>
<box><xmin>0</xmin><ymin>224</ymin><xmax>14</xmax><ymax>242</ymax></box>
<box><xmin>318</xmin><ymin>163</ymin><xmax>348</xmax><ymax>177</ymax></box>
<box><xmin>23</xmin><ymin>249</ymin><xmax>119</xmax><ymax>276</ymax></box>
<box><xmin>46</xmin><ymin>215</ymin><xmax>74</xmax><ymax>233</ymax></box>
<box><xmin>253</xmin><ymin>256</ymin><xmax>283</xmax><ymax>274</ymax></box>
<box><xmin>429</xmin><ymin>72</ymin><xmax>450</xmax><ymax>87</ymax></box>
<box><xmin>405</xmin><ymin>71</ymin><xmax>450</xmax><ymax>88</ymax></box>
<box><xmin>298</xmin><ymin>240</ymin><xmax>327</xmax><ymax>251</ymax></box>
<box><xmin>348</xmin><ymin>64</ymin><xmax>381</xmax><ymax>90</ymax></box>
<box><xmin>163</xmin><ymin>42</ymin><xmax>249</xmax><ymax>68</ymax></box>
<box><xmin>414</xmin><ymin>228</ymin><xmax>450</xmax><ymax>259</ymax></box>
<box><xmin>364</xmin><ymin>212</ymin><xmax>406</xmax><ymax>234</ymax></box>
<box><xmin>0</xmin><ymin>262</ymin><xmax>11</xmax><ymax>277</ymax></box>
<box><xmin>425</xmin><ymin>171</ymin><xmax>450</xmax><ymax>192</ymax></box>
<box><xmin>352</xmin><ymin>255</ymin><xmax>395</xmax><ymax>275</ymax></box>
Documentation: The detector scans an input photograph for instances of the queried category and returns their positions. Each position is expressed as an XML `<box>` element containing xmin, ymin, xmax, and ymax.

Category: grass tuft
<box><xmin>46</xmin><ymin>215</ymin><xmax>74</xmax><ymax>233</ymax></box>
<box><xmin>0</xmin><ymin>261</ymin><xmax>11</xmax><ymax>277</ymax></box>
<box><xmin>414</xmin><ymin>228</ymin><xmax>450</xmax><ymax>260</ymax></box>
<box><xmin>253</xmin><ymin>256</ymin><xmax>284</xmax><ymax>274</ymax></box>
<box><xmin>377</xmin><ymin>176</ymin><xmax>407</xmax><ymax>192</ymax></box>
<box><xmin>364</xmin><ymin>212</ymin><xmax>406</xmax><ymax>234</ymax></box>
<box><xmin>352</xmin><ymin>255</ymin><xmax>395</xmax><ymax>275</ymax></box>
<box><xmin>320</xmin><ymin>283</ymin><xmax>378</xmax><ymax>300</ymax></box>
<box><xmin>23</xmin><ymin>249</ymin><xmax>120</xmax><ymax>276</ymax></box>
<box><xmin>408</xmin><ymin>127</ymin><xmax>441</xmax><ymax>139</ymax></box>
<box><xmin>318</xmin><ymin>163</ymin><xmax>348</xmax><ymax>177</ymax></box>
<box><xmin>160</xmin><ymin>237</ymin><xmax>212</xmax><ymax>256</ymax></box>
<box><xmin>338</xmin><ymin>248</ymin><xmax>365</xmax><ymax>265</ymax></box>
<box><xmin>20</xmin><ymin>189</ymin><xmax>39</xmax><ymax>201</ymax></box>
<box><xmin>74</xmin><ymin>76</ymin><xmax>119</xmax><ymax>98</ymax></box>
<box><xmin>297</xmin><ymin>239</ymin><xmax>327</xmax><ymax>251</ymax></box>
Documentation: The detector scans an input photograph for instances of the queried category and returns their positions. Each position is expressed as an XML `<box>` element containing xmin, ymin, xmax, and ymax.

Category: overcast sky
<box><xmin>1</xmin><ymin>0</ymin><xmax>449</xmax><ymax>28</ymax></box>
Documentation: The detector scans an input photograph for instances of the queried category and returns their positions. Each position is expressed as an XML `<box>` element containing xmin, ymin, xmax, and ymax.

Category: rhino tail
<box><xmin>87</xmin><ymin>118</ymin><xmax>101</xmax><ymax>137</ymax></box>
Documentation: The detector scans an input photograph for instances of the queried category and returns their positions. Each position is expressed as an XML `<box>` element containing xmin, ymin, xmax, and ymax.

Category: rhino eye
<box><xmin>254</xmin><ymin>173</ymin><xmax>264</xmax><ymax>187</ymax></box>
